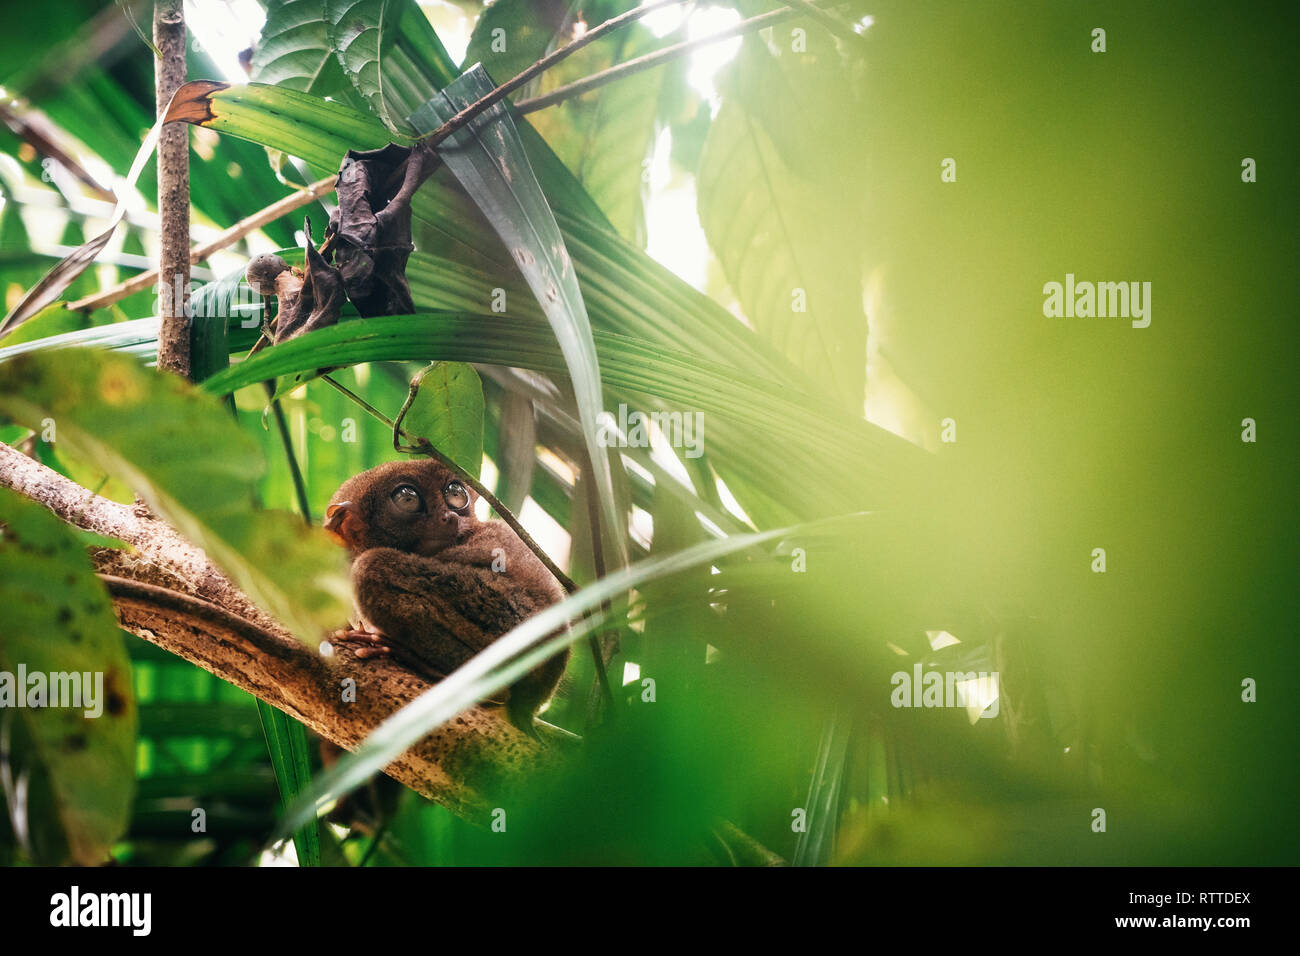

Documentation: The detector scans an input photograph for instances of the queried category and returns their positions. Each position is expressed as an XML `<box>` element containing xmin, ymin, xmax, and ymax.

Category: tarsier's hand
<box><xmin>324</xmin><ymin>459</ymin><xmax>568</xmax><ymax>730</ymax></box>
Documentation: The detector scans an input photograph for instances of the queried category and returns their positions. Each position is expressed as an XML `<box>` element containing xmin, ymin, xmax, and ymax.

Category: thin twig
<box><xmin>514</xmin><ymin>2</ymin><xmax>849</xmax><ymax>116</ymax></box>
<box><xmin>782</xmin><ymin>0</ymin><xmax>869</xmax><ymax>47</ymax></box>
<box><xmin>320</xmin><ymin>373</ymin><xmax>395</xmax><ymax>427</ymax></box>
<box><xmin>390</xmin><ymin>366</ymin><xmax>614</xmax><ymax>713</ymax></box>
<box><xmin>69</xmin><ymin>175</ymin><xmax>337</xmax><ymax>314</ymax></box>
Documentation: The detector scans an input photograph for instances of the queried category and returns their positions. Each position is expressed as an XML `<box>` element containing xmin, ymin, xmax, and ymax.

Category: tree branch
<box><xmin>0</xmin><ymin>441</ymin><xmax>556</xmax><ymax>820</ymax></box>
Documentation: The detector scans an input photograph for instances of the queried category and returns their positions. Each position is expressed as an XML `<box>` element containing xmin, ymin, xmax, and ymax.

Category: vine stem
<box><xmin>514</xmin><ymin>1</ymin><xmax>854</xmax><ymax>116</ymax></box>
<box><xmin>319</xmin><ymin>373</ymin><xmax>578</xmax><ymax>596</ymax></box>
<box><xmin>388</xmin><ymin>365</ymin><xmax>617</xmax><ymax>717</ymax></box>
<box><xmin>411</xmin><ymin>0</ymin><xmax>692</xmax><ymax>149</ymax></box>
<box><xmin>264</xmin><ymin>381</ymin><xmax>313</xmax><ymax>526</ymax></box>
<box><xmin>389</xmin><ymin>0</ymin><xmax>852</xmax><ymax>188</ymax></box>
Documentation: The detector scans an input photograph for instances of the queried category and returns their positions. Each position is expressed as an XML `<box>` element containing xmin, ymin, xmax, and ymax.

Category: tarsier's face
<box><xmin>325</xmin><ymin>459</ymin><xmax>478</xmax><ymax>557</ymax></box>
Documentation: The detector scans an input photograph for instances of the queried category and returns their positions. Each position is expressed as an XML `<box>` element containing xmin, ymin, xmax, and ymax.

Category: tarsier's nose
<box><xmin>324</xmin><ymin>501</ymin><xmax>363</xmax><ymax>548</ymax></box>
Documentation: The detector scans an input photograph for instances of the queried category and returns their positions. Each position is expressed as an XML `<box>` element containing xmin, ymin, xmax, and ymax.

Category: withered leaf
<box><xmin>273</xmin><ymin>218</ymin><xmax>345</xmax><ymax>345</ymax></box>
<box><xmin>326</xmin><ymin>143</ymin><xmax>417</xmax><ymax>317</ymax></box>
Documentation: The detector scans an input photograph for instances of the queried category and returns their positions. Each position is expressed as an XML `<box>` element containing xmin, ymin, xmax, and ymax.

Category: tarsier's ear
<box><xmin>324</xmin><ymin>501</ymin><xmax>366</xmax><ymax>549</ymax></box>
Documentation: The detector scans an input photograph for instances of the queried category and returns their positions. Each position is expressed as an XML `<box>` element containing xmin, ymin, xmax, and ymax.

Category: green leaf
<box><xmin>327</xmin><ymin>0</ymin><xmax>407</xmax><ymax>130</ymax></box>
<box><xmin>463</xmin><ymin>0</ymin><xmax>667</xmax><ymax>241</ymax></box>
<box><xmin>0</xmin><ymin>306</ymin><xmax>929</xmax><ymax>518</ymax></box>
<box><xmin>526</xmin><ymin>16</ymin><xmax>669</xmax><ymax>242</ymax></box>
<box><xmin>0</xmin><ymin>349</ymin><xmax>350</xmax><ymax>644</ymax></box>
<box><xmin>790</xmin><ymin>708</ymin><xmax>850</xmax><ymax>866</ymax></box>
<box><xmin>257</xmin><ymin>700</ymin><xmax>323</xmax><ymax>867</ymax></box>
<box><xmin>412</xmin><ymin>66</ymin><xmax>628</xmax><ymax>564</ymax></box>
<box><xmin>195</xmin><ymin>314</ymin><xmax>927</xmax><ymax>514</ymax></box>
<box><xmin>492</xmin><ymin>388</ymin><xmax>536</xmax><ymax>514</ymax></box>
<box><xmin>277</xmin><ymin>516</ymin><xmax>817</xmax><ymax>835</ymax></box>
<box><xmin>400</xmin><ymin>361</ymin><xmax>485</xmax><ymax>479</ymax></box>
<box><xmin>698</xmin><ymin>39</ymin><xmax>871</xmax><ymax>412</ymax></box>
<box><xmin>253</xmin><ymin>0</ymin><xmax>357</xmax><ymax>100</ymax></box>
<box><xmin>463</xmin><ymin>0</ymin><xmax>567</xmax><ymax>87</ymax></box>
<box><xmin>0</xmin><ymin>303</ymin><xmax>86</xmax><ymax>349</ymax></box>
<box><xmin>325</xmin><ymin>0</ymin><xmax>460</xmax><ymax>132</ymax></box>
<box><xmin>0</xmin><ymin>487</ymin><xmax>136</xmax><ymax>865</ymax></box>
<box><xmin>165</xmin><ymin>83</ymin><xmax>801</xmax><ymax>389</ymax></box>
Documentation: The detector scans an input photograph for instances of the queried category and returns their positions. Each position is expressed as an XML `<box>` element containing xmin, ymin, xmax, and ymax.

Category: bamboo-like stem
<box><xmin>153</xmin><ymin>0</ymin><xmax>191</xmax><ymax>378</ymax></box>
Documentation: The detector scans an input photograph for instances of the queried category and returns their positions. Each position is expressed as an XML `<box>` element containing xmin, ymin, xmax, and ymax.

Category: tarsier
<box><xmin>324</xmin><ymin>458</ymin><xmax>568</xmax><ymax>729</ymax></box>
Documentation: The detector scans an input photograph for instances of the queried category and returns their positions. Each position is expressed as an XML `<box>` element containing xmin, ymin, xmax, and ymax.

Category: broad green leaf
<box><xmin>195</xmin><ymin>314</ymin><xmax>928</xmax><ymax>514</ymax></box>
<box><xmin>163</xmin><ymin>82</ymin><xmax>805</xmax><ymax>390</ymax></box>
<box><xmin>464</xmin><ymin>0</ymin><xmax>667</xmax><ymax>240</ymax></box>
<box><xmin>400</xmin><ymin>361</ymin><xmax>485</xmax><ymax>479</ymax></box>
<box><xmin>791</xmin><ymin>707</ymin><xmax>850</xmax><ymax>866</ymax></box>
<box><xmin>0</xmin><ymin>303</ymin><xmax>85</xmax><ymax>348</ymax></box>
<box><xmin>0</xmin><ymin>487</ymin><xmax>136</xmax><ymax>865</ymax></box>
<box><xmin>521</xmin><ymin>14</ymin><xmax>669</xmax><ymax>242</ymax></box>
<box><xmin>377</xmin><ymin>0</ymin><xmax>606</xmax><ymax>222</ymax></box>
<box><xmin>0</xmin><ymin>308</ymin><xmax>929</xmax><ymax>517</ymax></box>
<box><xmin>463</xmin><ymin>0</ymin><xmax>567</xmax><ymax>86</ymax></box>
<box><xmin>328</xmin><ymin>0</ymin><xmax>461</xmax><ymax>126</ymax></box>
<box><xmin>492</xmin><ymin>387</ymin><xmax>536</xmax><ymax>514</ymax></box>
<box><xmin>254</xmin><ymin>0</ymin><xmax>357</xmax><ymax>101</ymax></box>
<box><xmin>0</xmin><ymin>317</ymin><xmax>168</xmax><ymax>363</ymax></box>
<box><xmin>411</xmin><ymin>66</ymin><xmax>629</xmax><ymax>564</ymax></box>
<box><xmin>327</xmin><ymin>0</ymin><xmax>410</xmax><ymax>130</ymax></box>
<box><xmin>0</xmin><ymin>349</ymin><xmax>349</xmax><ymax>644</ymax></box>
<box><xmin>698</xmin><ymin>35</ymin><xmax>871</xmax><ymax>413</ymax></box>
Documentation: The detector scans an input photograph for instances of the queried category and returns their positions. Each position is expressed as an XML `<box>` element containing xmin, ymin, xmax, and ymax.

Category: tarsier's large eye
<box><xmin>443</xmin><ymin>481</ymin><xmax>470</xmax><ymax>512</ymax></box>
<box><xmin>390</xmin><ymin>484</ymin><xmax>424</xmax><ymax>513</ymax></box>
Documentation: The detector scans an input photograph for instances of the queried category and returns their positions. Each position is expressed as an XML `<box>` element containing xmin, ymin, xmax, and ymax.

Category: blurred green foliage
<box><xmin>0</xmin><ymin>0</ymin><xmax>1295</xmax><ymax>866</ymax></box>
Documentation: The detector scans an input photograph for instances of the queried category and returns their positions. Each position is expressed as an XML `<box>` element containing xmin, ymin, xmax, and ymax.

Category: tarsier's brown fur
<box><xmin>325</xmin><ymin>459</ymin><xmax>568</xmax><ymax>729</ymax></box>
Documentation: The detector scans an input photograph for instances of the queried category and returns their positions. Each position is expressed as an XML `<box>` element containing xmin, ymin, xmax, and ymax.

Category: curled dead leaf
<box><xmin>270</xmin><ymin>218</ymin><xmax>345</xmax><ymax>345</ymax></box>
<box><xmin>325</xmin><ymin>143</ymin><xmax>418</xmax><ymax>317</ymax></box>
